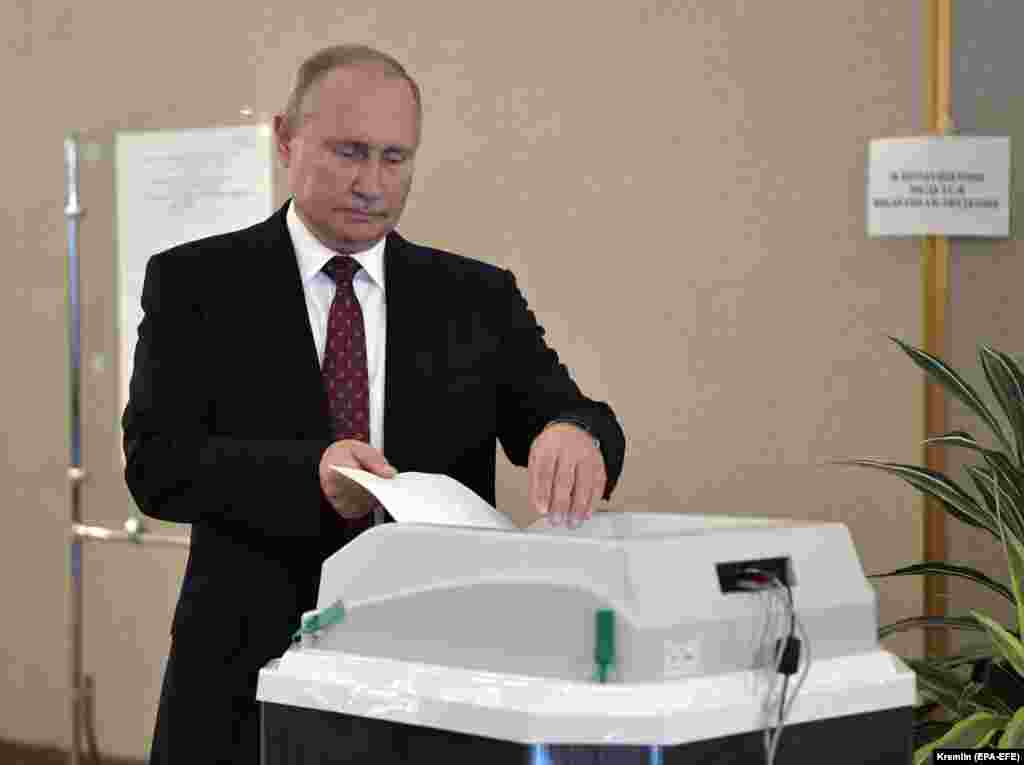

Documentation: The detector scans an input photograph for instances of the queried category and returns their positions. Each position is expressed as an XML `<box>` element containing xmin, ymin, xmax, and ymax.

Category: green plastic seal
<box><xmin>594</xmin><ymin>608</ymin><xmax>615</xmax><ymax>683</ymax></box>
<box><xmin>292</xmin><ymin>599</ymin><xmax>346</xmax><ymax>642</ymax></box>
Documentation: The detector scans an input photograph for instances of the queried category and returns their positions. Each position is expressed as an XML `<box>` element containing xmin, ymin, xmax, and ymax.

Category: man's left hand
<box><xmin>528</xmin><ymin>422</ymin><xmax>607</xmax><ymax>528</ymax></box>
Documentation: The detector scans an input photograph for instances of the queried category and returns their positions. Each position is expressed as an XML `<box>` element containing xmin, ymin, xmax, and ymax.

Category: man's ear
<box><xmin>272</xmin><ymin>114</ymin><xmax>292</xmax><ymax>167</ymax></box>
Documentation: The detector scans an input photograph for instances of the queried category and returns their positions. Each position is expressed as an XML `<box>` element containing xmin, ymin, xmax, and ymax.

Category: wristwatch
<box><xmin>547</xmin><ymin>417</ymin><xmax>601</xmax><ymax>451</ymax></box>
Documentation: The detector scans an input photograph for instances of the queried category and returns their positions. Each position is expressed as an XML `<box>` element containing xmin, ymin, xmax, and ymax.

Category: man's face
<box><xmin>274</xmin><ymin>64</ymin><xmax>419</xmax><ymax>253</ymax></box>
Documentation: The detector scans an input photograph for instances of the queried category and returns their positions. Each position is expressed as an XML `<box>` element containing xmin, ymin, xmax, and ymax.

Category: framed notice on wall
<box><xmin>867</xmin><ymin>136</ymin><xmax>1011</xmax><ymax>237</ymax></box>
<box><xmin>115</xmin><ymin>124</ymin><xmax>275</xmax><ymax>447</ymax></box>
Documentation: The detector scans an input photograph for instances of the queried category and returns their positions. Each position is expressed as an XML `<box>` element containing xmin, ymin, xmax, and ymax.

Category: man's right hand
<box><xmin>319</xmin><ymin>440</ymin><xmax>397</xmax><ymax>518</ymax></box>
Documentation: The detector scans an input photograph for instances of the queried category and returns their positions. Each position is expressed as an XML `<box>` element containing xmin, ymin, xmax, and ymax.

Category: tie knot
<box><xmin>323</xmin><ymin>256</ymin><xmax>361</xmax><ymax>284</ymax></box>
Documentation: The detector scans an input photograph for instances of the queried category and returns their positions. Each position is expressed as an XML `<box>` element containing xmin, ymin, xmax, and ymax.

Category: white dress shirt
<box><xmin>286</xmin><ymin>201</ymin><xmax>387</xmax><ymax>452</ymax></box>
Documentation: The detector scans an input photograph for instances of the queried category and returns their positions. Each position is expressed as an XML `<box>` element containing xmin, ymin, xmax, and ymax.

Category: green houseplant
<box><xmin>839</xmin><ymin>338</ymin><xmax>1024</xmax><ymax>762</ymax></box>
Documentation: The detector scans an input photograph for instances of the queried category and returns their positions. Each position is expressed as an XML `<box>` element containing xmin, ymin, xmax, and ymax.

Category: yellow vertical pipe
<box><xmin>922</xmin><ymin>0</ymin><xmax>951</xmax><ymax>659</ymax></box>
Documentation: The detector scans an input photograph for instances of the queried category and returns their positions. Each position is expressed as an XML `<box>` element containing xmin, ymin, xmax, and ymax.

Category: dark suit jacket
<box><xmin>122</xmin><ymin>201</ymin><xmax>625</xmax><ymax>762</ymax></box>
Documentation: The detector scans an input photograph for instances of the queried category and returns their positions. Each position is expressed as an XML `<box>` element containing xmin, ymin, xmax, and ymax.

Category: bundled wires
<box><xmin>735</xmin><ymin>569</ymin><xmax>812</xmax><ymax>765</ymax></box>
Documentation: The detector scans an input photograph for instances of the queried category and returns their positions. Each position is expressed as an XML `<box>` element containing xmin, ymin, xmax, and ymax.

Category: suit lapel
<box><xmin>382</xmin><ymin>231</ymin><xmax>439</xmax><ymax>468</ymax></box>
<box><xmin>242</xmin><ymin>202</ymin><xmax>331</xmax><ymax>437</ymax></box>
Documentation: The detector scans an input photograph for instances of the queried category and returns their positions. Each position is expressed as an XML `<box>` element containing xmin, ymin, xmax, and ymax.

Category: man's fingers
<box><xmin>350</xmin><ymin>442</ymin><xmax>397</xmax><ymax>477</ymax></box>
<box><xmin>549</xmin><ymin>457</ymin><xmax>574</xmax><ymax>525</ymax></box>
<box><xmin>568</xmin><ymin>462</ymin><xmax>594</xmax><ymax>528</ymax></box>
<box><xmin>529</xmin><ymin>448</ymin><xmax>555</xmax><ymax>517</ymax></box>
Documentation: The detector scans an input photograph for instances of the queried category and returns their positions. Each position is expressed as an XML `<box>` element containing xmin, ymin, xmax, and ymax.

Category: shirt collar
<box><xmin>286</xmin><ymin>199</ymin><xmax>386</xmax><ymax>291</ymax></box>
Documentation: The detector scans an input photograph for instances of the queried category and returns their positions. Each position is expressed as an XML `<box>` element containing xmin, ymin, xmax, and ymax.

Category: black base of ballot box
<box><xmin>259</xmin><ymin>701</ymin><xmax>913</xmax><ymax>764</ymax></box>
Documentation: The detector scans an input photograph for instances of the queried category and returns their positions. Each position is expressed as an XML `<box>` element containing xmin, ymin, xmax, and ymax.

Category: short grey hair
<box><xmin>283</xmin><ymin>44</ymin><xmax>422</xmax><ymax>140</ymax></box>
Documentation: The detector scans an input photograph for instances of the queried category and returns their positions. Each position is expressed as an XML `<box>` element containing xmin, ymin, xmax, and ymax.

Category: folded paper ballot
<box><xmin>330</xmin><ymin>466</ymin><xmax>520</xmax><ymax>530</ymax></box>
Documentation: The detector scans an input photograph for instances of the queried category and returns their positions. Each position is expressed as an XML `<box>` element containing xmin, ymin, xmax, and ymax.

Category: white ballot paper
<box><xmin>331</xmin><ymin>467</ymin><xmax>519</xmax><ymax>530</ymax></box>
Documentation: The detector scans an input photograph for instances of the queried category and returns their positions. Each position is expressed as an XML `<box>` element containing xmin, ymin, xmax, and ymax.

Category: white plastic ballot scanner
<box><xmin>256</xmin><ymin>511</ymin><xmax>915</xmax><ymax>763</ymax></box>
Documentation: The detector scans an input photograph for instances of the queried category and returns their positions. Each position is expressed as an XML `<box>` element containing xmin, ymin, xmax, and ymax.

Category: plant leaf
<box><xmin>924</xmin><ymin>430</ymin><xmax>993</xmax><ymax>455</ymax></box>
<box><xmin>903</xmin><ymin>658</ymin><xmax>971</xmax><ymax>714</ymax></box>
<box><xmin>924</xmin><ymin>433</ymin><xmax>1024</xmax><ymax>541</ymax></box>
<box><xmin>904</xmin><ymin>657</ymin><xmax>1010</xmax><ymax>716</ymax></box>
<box><xmin>935</xmin><ymin>641</ymin><xmax>997</xmax><ymax>669</ymax></box>
<box><xmin>1002</xmin><ymin>524</ymin><xmax>1024</xmax><ymax>636</ymax></box>
<box><xmin>890</xmin><ymin>336</ymin><xmax>1013</xmax><ymax>455</ymax></box>
<box><xmin>966</xmin><ymin>680</ymin><xmax>1015</xmax><ymax>717</ymax></box>
<box><xmin>991</xmin><ymin>460</ymin><xmax>1024</xmax><ymax>639</ymax></box>
<box><xmin>983</xmin><ymin>451</ymin><xmax>1024</xmax><ymax>505</ymax></box>
<box><xmin>912</xmin><ymin>711</ymin><xmax>1006</xmax><ymax>765</ymax></box>
<box><xmin>921</xmin><ymin>433</ymin><xmax>1024</xmax><ymax>538</ymax></box>
<box><xmin>879</xmin><ymin>615</ymin><xmax>987</xmax><ymax>640</ymax></box>
<box><xmin>999</xmin><ymin>705</ymin><xmax>1024</xmax><ymax>748</ymax></box>
<box><xmin>870</xmin><ymin>562</ymin><xmax>1013</xmax><ymax>603</ymax></box>
<box><xmin>976</xmin><ymin>727</ymin><xmax>1002</xmax><ymax>748</ymax></box>
<box><xmin>981</xmin><ymin>345</ymin><xmax>1024</xmax><ymax>467</ymax></box>
<box><xmin>971</xmin><ymin>610</ymin><xmax>1024</xmax><ymax>680</ymax></box>
<box><xmin>980</xmin><ymin>454</ymin><xmax>1024</xmax><ymax>543</ymax></box>
<box><xmin>966</xmin><ymin>465</ymin><xmax>1014</xmax><ymax>541</ymax></box>
<box><xmin>836</xmin><ymin>458</ymin><xmax>996</xmax><ymax>534</ymax></box>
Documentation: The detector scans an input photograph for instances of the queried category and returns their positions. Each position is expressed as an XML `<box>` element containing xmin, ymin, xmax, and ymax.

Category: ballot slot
<box><xmin>715</xmin><ymin>556</ymin><xmax>794</xmax><ymax>593</ymax></box>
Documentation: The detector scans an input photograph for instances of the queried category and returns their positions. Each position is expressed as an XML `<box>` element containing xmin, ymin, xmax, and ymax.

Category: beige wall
<box><xmin>2</xmin><ymin>1</ymin><xmax>924</xmax><ymax>759</ymax></box>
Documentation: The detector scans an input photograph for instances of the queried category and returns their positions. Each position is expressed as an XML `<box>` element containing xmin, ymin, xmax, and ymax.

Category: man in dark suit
<box><xmin>123</xmin><ymin>44</ymin><xmax>625</xmax><ymax>763</ymax></box>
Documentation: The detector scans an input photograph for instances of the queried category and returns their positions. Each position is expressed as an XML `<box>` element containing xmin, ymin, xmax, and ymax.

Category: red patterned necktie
<box><xmin>322</xmin><ymin>255</ymin><xmax>373</xmax><ymax>535</ymax></box>
<box><xmin>322</xmin><ymin>256</ymin><xmax>370</xmax><ymax>443</ymax></box>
